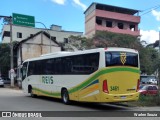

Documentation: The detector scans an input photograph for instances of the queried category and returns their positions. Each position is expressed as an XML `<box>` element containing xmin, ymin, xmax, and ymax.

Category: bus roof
<box><xmin>105</xmin><ymin>47</ymin><xmax>138</xmax><ymax>53</ymax></box>
<box><xmin>23</xmin><ymin>47</ymin><xmax>138</xmax><ymax>62</ymax></box>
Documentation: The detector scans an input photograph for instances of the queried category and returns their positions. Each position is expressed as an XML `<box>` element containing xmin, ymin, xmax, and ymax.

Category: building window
<box><xmin>17</xmin><ymin>32</ymin><xmax>22</xmax><ymax>38</ymax></box>
<box><xmin>51</xmin><ymin>36</ymin><xmax>56</xmax><ymax>40</ymax></box>
<box><xmin>96</xmin><ymin>19</ymin><xmax>102</xmax><ymax>25</ymax></box>
<box><xmin>64</xmin><ymin>38</ymin><xmax>69</xmax><ymax>43</ymax></box>
<box><xmin>130</xmin><ymin>25</ymin><xmax>135</xmax><ymax>31</ymax></box>
<box><xmin>118</xmin><ymin>23</ymin><xmax>124</xmax><ymax>29</ymax></box>
<box><xmin>2</xmin><ymin>31</ymin><xmax>10</xmax><ymax>39</ymax></box>
<box><xmin>106</xmin><ymin>21</ymin><xmax>112</xmax><ymax>27</ymax></box>
<box><xmin>30</xmin><ymin>34</ymin><xmax>34</xmax><ymax>37</ymax></box>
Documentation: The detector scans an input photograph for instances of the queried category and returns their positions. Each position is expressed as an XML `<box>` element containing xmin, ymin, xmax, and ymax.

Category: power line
<box><xmin>142</xmin><ymin>4</ymin><xmax>160</xmax><ymax>12</ymax></box>
<box><xmin>140</xmin><ymin>4</ymin><xmax>160</xmax><ymax>16</ymax></box>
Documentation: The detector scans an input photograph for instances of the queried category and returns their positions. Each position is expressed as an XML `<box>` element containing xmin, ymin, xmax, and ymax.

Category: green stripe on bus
<box><xmin>33</xmin><ymin>67</ymin><xmax>140</xmax><ymax>96</ymax></box>
<box><xmin>69</xmin><ymin>67</ymin><xmax>140</xmax><ymax>94</ymax></box>
<box><xmin>33</xmin><ymin>87</ymin><xmax>61</xmax><ymax>97</ymax></box>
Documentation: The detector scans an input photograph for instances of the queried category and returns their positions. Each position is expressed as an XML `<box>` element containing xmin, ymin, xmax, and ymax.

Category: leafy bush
<box><xmin>133</xmin><ymin>94</ymin><xmax>160</xmax><ymax>106</ymax></box>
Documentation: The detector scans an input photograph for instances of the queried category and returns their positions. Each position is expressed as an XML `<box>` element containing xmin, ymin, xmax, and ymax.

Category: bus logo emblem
<box><xmin>120</xmin><ymin>53</ymin><xmax>126</xmax><ymax>65</ymax></box>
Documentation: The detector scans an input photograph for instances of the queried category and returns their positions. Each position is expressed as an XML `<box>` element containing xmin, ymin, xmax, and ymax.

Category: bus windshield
<box><xmin>105</xmin><ymin>52</ymin><xmax>138</xmax><ymax>67</ymax></box>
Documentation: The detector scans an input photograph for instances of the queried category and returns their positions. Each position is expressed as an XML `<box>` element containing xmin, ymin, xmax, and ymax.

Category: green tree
<box><xmin>0</xmin><ymin>41</ymin><xmax>18</xmax><ymax>76</ymax></box>
<box><xmin>139</xmin><ymin>47</ymin><xmax>160</xmax><ymax>74</ymax></box>
<box><xmin>92</xmin><ymin>31</ymin><xmax>142</xmax><ymax>50</ymax></box>
<box><xmin>0</xmin><ymin>43</ymin><xmax>10</xmax><ymax>76</ymax></box>
<box><xmin>65</xmin><ymin>35</ymin><xmax>91</xmax><ymax>51</ymax></box>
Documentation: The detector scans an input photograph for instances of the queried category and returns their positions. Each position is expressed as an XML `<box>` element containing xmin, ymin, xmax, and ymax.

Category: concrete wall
<box><xmin>2</xmin><ymin>25</ymin><xmax>83</xmax><ymax>43</ymax></box>
<box><xmin>96</xmin><ymin>9</ymin><xmax>140</xmax><ymax>23</ymax></box>
<box><xmin>85</xmin><ymin>10</ymin><xmax>96</xmax><ymax>37</ymax></box>
<box><xmin>95</xmin><ymin>18</ymin><xmax>140</xmax><ymax>36</ymax></box>
<box><xmin>85</xmin><ymin>6</ymin><xmax>140</xmax><ymax>37</ymax></box>
<box><xmin>17</xmin><ymin>33</ymin><xmax>61</xmax><ymax>66</ymax></box>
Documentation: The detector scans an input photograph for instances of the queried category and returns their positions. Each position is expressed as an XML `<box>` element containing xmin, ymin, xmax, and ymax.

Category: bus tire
<box><xmin>30</xmin><ymin>87</ymin><xmax>37</xmax><ymax>98</ymax></box>
<box><xmin>62</xmin><ymin>89</ymin><xmax>70</xmax><ymax>105</ymax></box>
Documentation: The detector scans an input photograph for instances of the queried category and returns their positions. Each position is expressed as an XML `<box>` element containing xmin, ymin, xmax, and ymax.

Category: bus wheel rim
<box><xmin>63</xmin><ymin>91</ymin><xmax>68</xmax><ymax>103</ymax></box>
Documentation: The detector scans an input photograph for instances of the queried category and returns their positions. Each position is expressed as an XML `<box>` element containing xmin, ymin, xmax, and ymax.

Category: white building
<box><xmin>15</xmin><ymin>31</ymin><xmax>61</xmax><ymax>66</ymax></box>
<box><xmin>1</xmin><ymin>24</ymin><xmax>83</xmax><ymax>44</ymax></box>
<box><xmin>1</xmin><ymin>24</ymin><xmax>83</xmax><ymax>85</ymax></box>
<box><xmin>14</xmin><ymin>31</ymin><xmax>62</xmax><ymax>87</ymax></box>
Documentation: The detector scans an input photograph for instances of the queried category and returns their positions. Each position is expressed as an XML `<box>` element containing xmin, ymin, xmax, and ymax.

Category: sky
<box><xmin>0</xmin><ymin>0</ymin><xmax>160</xmax><ymax>44</ymax></box>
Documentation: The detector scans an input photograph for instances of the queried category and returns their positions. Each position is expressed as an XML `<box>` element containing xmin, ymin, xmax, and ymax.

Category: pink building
<box><xmin>84</xmin><ymin>3</ymin><xmax>141</xmax><ymax>37</ymax></box>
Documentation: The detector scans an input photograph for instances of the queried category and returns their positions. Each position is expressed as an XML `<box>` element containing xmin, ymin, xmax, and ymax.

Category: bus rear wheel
<box><xmin>62</xmin><ymin>89</ymin><xmax>70</xmax><ymax>105</ymax></box>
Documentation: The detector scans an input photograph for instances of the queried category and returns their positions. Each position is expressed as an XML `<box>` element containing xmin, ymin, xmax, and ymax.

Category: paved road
<box><xmin>0</xmin><ymin>87</ymin><xmax>133</xmax><ymax>111</ymax></box>
<box><xmin>0</xmin><ymin>87</ymin><xmax>159</xmax><ymax>120</ymax></box>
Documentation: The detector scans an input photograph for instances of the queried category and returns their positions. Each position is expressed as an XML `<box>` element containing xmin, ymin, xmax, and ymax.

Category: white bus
<box><xmin>21</xmin><ymin>48</ymin><xmax>140</xmax><ymax>104</ymax></box>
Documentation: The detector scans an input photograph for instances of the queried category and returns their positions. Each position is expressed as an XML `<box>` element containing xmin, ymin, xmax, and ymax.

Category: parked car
<box><xmin>138</xmin><ymin>85</ymin><xmax>158</xmax><ymax>96</ymax></box>
<box><xmin>148</xmin><ymin>79</ymin><xmax>157</xmax><ymax>85</ymax></box>
<box><xmin>0</xmin><ymin>78</ymin><xmax>4</xmax><ymax>87</ymax></box>
<box><xmin>140</xmin><ymin>75</ymin><xmax>157</xmax><ymax>84</ymax></box>
<box><xmin>2</xmin><ymin>77</ymin><xmax>11</xmax><ymax>84</ymax></box>
<box><xmin>139</xmin><ymin>84</ymin><xmax>145</xmax><ymax>90</ymax></box>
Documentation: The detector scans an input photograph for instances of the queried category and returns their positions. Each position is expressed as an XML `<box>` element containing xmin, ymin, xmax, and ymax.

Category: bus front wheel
<box><xmin>61</xmin><ymin>89</ymin><xmax>70</xmax><ymax>105</ymax></box>
<box><xmin>29</xmin><ymin>86</ymin><xmax>37</xmax><ymax>98</ymax></box>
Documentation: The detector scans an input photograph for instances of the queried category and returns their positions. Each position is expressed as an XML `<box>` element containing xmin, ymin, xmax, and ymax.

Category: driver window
<box><xmin>21</xmin><ymin>62</ymin><xmax>28</xmax><ymax>81</ymax></box>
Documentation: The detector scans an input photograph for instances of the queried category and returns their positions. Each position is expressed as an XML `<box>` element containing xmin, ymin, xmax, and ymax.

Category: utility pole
<box><xmin>9</xmin><ymin>16</ymin><xmax>14</xmax><ymax>87</ymax></box>
<box><xmin>0</xmin><ymin>15</ymin><xmax>14</xmax><ymax>87</ymax></box>
<box><xmin>159</xmin><ymin>31</ymin><xmax>160</xmax><ymax>98</ymax></box>
<box><xmin>159</xmin><ymin>31</ymin><xmax>160</xmax><ymax>53</ymax></box>
<box><xmin>159</xmin><ymin>31</ymin><xmax>160</xmax><ymax>89</ymax></box>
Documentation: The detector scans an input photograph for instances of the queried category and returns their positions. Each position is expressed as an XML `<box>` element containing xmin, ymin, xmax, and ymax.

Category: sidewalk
<box><xmin>137</xmin><ymin>106</ymin><xmax>160</xmax><ymax>111</ymax></box>
<box><xmin>4</xmin><ymin>84</ymin><xmax>22</xmax><ymax>90</ymax></box>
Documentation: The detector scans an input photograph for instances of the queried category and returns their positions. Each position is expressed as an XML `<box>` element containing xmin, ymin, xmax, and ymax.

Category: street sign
<box><xmin>12</xmin><ymin>13</ymin><xmax>35</xmax><ymax>27</ymax></box>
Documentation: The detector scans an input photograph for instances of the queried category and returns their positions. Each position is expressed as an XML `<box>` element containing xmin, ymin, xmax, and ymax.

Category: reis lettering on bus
<box><xmin>42</xmin><ymin>76</ymin><xmax>54</xmax><ymax>84</ymax></box>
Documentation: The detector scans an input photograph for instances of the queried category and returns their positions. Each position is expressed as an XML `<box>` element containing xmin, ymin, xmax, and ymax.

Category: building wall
<box><xmin>85</xmin><ymin>4</ymin><xmax>140</xmax><ymax>37</ymax></box>
<box><xmin>2</xmin><ymin>25</ymin><xmax>39</xmax><ymax>43</ymax></box>
<box><xmin>17</xmin><ymin>33</ymin><xmax>61</xmax><ymax>66</ymax></box>
<box><xmin>2</xmin><ymin>25</ymin><xmax>83</xmax><ymax>43</ymax></box>
<box><xmin>95</xmin><ymin>24</ymin><xmax>140</xmax><ymax>36</ymax></box>
<box><xmin>95</xmin><ymin>18</ymin><xmax>140</xmax><ymax>36</ymax></box>
<box><xmin>96</xmin><ymin>9</ymin><xmax>140</xmax><ymax>23</ymax></box>
<box><xmin>85</xmin><ymin>10</ymin><xmax>96</xmax><ymax>38</ymax></box>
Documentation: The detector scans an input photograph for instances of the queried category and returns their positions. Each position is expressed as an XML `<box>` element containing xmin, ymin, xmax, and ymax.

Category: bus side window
<box><xmin>28</xmin><ymin>62</ymin><xmax>35</xmax><ymax>76</ymax></box>
<box><xmin>44</xmin><ymin>59</ymin><xmax>53</xmax><ymax>75</ymax></box>
<box><xmin>106</xmin><ymin>52</ymin><xmax>112</xmax><ymax>66</ymax></box>
<box><xmin>22</xmin><ymin>62</ymin><xmax>28</xmax><ymax>81</ymax></box>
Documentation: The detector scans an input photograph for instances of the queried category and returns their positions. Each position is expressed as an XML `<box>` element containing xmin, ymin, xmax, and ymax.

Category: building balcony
<box><xmin>96</xmin><ymin>24</ymin><xmax>140</xmax><ymax>36</ymax></box>
<box><xmin>96</xmin><ymin>9</ymin><xmax>140</xmax><ymax>23</ymax></box>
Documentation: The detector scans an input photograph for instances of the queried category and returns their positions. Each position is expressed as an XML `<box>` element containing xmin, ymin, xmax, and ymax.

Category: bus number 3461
<box><xmin>110</xmin><ymin>86</ymin><xmax>119</xmax><ymax>91</ymax></box>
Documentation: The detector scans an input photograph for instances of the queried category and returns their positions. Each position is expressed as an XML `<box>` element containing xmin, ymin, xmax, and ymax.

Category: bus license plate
<box><xmin>121</xmin><ymin>96</ymin><xmax>126</xmax><ymax>99</ymax></box>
